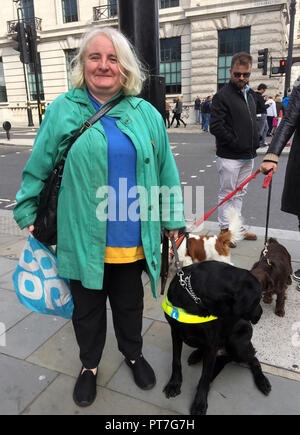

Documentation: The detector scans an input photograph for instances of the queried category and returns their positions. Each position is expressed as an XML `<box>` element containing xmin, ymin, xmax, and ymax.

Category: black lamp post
<box><xmin>118</xmin><ymin>0</ymin><xmax>165</xmax><ymax>118</ymax></box>
<box><xmin>12</xmin><ymin>0</ymin><xmax>34</xmax><ymax>126</ymax></box>
<box><xmin>284</xmin><ymin>0</ymin><xmax>297</xmax><ymax>97</ymax></box>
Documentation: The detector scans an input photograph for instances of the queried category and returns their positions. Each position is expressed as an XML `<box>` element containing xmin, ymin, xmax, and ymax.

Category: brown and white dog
<box><xmin>175</xmin><ymin>208</ymin><xmax>244</xmax><ymax>267</ymax></box>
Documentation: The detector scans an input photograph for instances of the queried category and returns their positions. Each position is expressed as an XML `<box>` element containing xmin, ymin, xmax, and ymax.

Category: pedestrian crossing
<box><xmin>0</xmin><ymin>199</ymin><xmax>17</xmax><ymax>209</ymax></box>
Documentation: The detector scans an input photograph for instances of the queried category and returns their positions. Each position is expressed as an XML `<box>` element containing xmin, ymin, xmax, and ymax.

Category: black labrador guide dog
<box><xmin>163</xmin><ymin>261</ymin><xmax>271</xmax><ymax>415</ymax></box>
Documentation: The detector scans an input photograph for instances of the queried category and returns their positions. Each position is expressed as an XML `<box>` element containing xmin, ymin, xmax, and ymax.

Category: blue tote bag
<box><xmin>13</xmin><ymin>234</ymin><xmax>73</xmax><ymax>319</ymax></box>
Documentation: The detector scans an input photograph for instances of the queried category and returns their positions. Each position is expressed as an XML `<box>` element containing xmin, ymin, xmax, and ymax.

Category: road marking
<box><xmin>4</xmin><ymin>201</ymin><xmax>16</xmax><ymax>208</ymax></box>
<box><xmin>199</xmin><ymin>170</ymin><xmax>205</xmax><ymax>173</ymax></box>
<box><xmin>206</xmin><ymin>165</ymin><xmax>212</xmax><ymax>168</ymax></box>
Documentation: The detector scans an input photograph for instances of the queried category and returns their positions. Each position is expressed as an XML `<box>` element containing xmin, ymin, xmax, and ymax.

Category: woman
<box><xmin>165</xmin><ymin>97</ymin><xmax>171</xmax><ymax>128</ymax></box>
<box><xmin>14</xmin><ymin>27</ymin><xmax>185</xmax><ymax>407</ymax></box>
<box><xmin>174</xmin><ymin>95</ymin><xmax>186</xmax><ymax>128</ymax></box>
<box><xmin>260</xmin><ymin>76</ymin><xmax>300</xmax><ymax>287</ymax></box>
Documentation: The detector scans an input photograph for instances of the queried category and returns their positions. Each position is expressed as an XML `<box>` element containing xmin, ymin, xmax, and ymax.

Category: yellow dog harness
<box><xmin>162</xmin><ymin>294</ymin><xmax>218</xmax><ymax>324</ymax></box>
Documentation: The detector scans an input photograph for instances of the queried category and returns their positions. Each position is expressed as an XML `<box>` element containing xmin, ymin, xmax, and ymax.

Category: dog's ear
<box><xmin>231</xmin><ymin>278</ymin><xmax>262</xmax><ymax>321</ymax></box>
<box><xmin>265</xmin><ymin>274</ymin><xmax>274</xmax><ymax>292</ymax></box>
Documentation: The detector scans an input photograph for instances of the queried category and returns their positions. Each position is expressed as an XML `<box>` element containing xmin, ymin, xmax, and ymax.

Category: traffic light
<box><xmin>258</xmin><ymin>48</ymin><xmax>269</xmax><ymax>75</ymax></box>
<box><xmin>12</xmin><ymin>21</ymin><xmax>31</xmax><ymax>64</ymax></box>
<box><xmin>271</xmin><ymin>59</ymin><xmax>287</xmax><ymax>75</ymax></box>
<box><xmin>279</xmin><ymin>59</ymin><xmax>287</xmax><ymax>74</ymax></box>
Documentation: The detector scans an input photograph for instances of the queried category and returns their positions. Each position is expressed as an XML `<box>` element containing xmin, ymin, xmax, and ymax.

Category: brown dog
<box><xmin>251</xmin><ymin>238</ymin><xmax>292</xmax><ymax>317</ymax></box>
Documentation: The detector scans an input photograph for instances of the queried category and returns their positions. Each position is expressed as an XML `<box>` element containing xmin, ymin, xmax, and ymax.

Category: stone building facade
<box><xmin>0</xmin><ymin>0</ymin><xmax>298</xmax><ymax>124</ymax></box>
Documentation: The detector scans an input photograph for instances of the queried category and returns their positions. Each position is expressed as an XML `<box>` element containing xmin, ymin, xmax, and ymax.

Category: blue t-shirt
<box><xmin>88</xmin><ymin>91</ymin><xmax>142</xmax><ymax>250</ymax></box>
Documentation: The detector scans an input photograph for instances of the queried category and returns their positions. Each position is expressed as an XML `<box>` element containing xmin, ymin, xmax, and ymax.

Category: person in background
<box><xmin>174</xmin><ymin>95</ymin><xmax>186</xmax><ymax>128</ymax></box>
<box><xmin>266</xmin><ymin>95</ymin><xmax>277</xmax><ymax>136</ymax></box>
<box><xmin>282</xmin><ymin>92</ymin><xmax>291</xmax><ymax>109</ymax></box>
<box><xmin>260</xmin><ymin>76</ymin><xmax>300</xmax><ymax>289</ymax></box>
<box><xmin>253</xmin><ymin>83</ymin><xmax>269</xmax><ymax>147</ymax></box>
<box><xmin>210</xmin><ymin>52</ymin><xmax>258</xmax><ymax>247</ymax></box>
<box><xmin>170</xmin><ymin>97</ymin><xmax>178</xmax><ymax>127</ymax></box>
<box><xmin>274</xmin><ymin>95</ymin><xmax>285</xmax><ymax>131</ymax></box>
<box><xmin>165</xmin><ymin>97</ymin><xmax>171</xmax><ymax>128</ymax></box>
<box><xmin>194</xmin><ymin>95</ymin><xmax>201</xmax><ymax>124</ymax></box>
<box><xmin>201</xmin><ymin>96</ymin><xmax>212</xmax><ymax>132</ymax></box>
<box><xmin>13</xmin><ymin>26</ymin><xmax>185</xmax><ymax>407</ymax></box>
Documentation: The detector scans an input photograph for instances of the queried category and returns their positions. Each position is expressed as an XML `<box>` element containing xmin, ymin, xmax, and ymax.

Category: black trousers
<box><xmin>70</xmin><ymin>260</ymin><xmax>145</xmax><ymax>369</ymax></box>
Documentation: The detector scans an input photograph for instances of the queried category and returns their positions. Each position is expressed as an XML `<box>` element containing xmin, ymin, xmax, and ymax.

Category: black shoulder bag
<box><xmin>32</xmin><ymin>95</ymin><xmax>124</xmax><ymax>245</ymax></box>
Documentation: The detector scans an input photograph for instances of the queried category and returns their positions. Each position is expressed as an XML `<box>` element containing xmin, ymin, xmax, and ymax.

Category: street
<box><xmin>0</xmin><ymin>129</ymin><xmax>298</xmax><ymax>232</ymax></box>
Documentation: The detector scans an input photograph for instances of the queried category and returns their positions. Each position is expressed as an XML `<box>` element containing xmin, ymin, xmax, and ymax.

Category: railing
<box><xmin>93</xmin><ymin>5</ymin><xmax>118</xmax><ymax>21</ymax></box>
<box><xmin>7</xmin><ymin>17</ymin><xmax>42</xmax><ymax>34</ymax></box>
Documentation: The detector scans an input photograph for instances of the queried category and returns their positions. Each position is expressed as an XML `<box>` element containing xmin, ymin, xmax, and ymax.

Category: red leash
<box><xmin>192</xmin><ymin>169</ymin><xmax>261</xmax><ymax>228</ymax></box>
<box><xmin>168</xmin><ymin>169</ymin><xmax>274</xmax><ymax>286</ymax></box>
<box><xmin>176</xmin><ymin>169</ymin><xmax>274</xmax><ymax>244</ymax></box>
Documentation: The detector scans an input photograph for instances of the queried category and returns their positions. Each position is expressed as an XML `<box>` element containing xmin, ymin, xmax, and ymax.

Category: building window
<box><xmin>160</xmin><ymin>37</ymin><xmax>181</xmax><ymax>94</ymax></box>
<box><xmin>108</xmin><ymin>0</ymin><xmax>118</xmax><ymax>17</ymax></box>
<box><xmin>160</xmin><ymin>0</ymin><xmax>179</xmax><ymax>8</ymax></box>
<box><xmin>62</xmin><ymin>0</ymin><xmax>78</xmax><ymax>23</ymax></box>
<box><xmin>21</xmin><ymin>0</ymin><xmax>35</xmax><ymax>19</ymax></box>
<box><xmin>0</xmin><ymin>58</ymin><xmax>7</xmax><ymax>103</ymax></box>
<box><xmin>218</xmin><ymin>27</ymin><xmax>251</xmax><ymax>89</ymax></box>
<box><xmin>27</xmin><ymin>53</ymin><xmax>44</xmax><ymax>100</ymax></box>
<box><xmin>65</xmin><ymin>49</ymin><xmax>78</xmax><ymax>90</ymax></box>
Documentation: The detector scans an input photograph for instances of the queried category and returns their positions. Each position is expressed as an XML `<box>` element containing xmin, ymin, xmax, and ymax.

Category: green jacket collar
<box><xmin>65</xmin><ymin>86</ymin><xmax>143</xmax><ymax>110</ymax></box>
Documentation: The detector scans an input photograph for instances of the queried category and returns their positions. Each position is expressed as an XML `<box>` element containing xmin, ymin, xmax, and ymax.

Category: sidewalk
<box><xmin>0</xmin><ymin>209</ymin><xmax>299</xmax><ymax>415</ymax></box>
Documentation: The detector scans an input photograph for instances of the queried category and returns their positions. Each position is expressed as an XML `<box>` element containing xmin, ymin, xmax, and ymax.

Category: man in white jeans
<box><xmin>216</xmin><ymin>158</ymin><xmax>253</xmax><ymax>233</ymax></box>
<box><xmin>210</xmin><ymin>52</ymin><xmax>259</xmax><ymax>246</ymax></box>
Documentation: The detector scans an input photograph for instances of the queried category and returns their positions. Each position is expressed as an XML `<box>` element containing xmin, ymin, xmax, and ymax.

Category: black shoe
<box><xmin>73</xmin><ymin>368</ymin><xmax>97</xmax><ymax>407</ymax></box>
<box><xmin>293</xmin><ymin>269</ymin><xmax>300</xmax><ymax>282</ymax></box>
<box><xmin>125</xmin><ymin>355</ymin><xmax>156</xmax><ymax>390</ymax></box>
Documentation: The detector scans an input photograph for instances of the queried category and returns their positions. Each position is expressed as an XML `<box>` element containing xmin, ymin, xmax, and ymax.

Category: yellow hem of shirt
<box><xmin>105</xmin><ymin>246</ymin><xmax>145</xmax><ymax>264</ymax></box>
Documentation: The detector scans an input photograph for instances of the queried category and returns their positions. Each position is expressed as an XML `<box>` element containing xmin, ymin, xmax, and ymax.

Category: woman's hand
<box><xmin>28</xmin><ymin>225</ymin><xmax>35</xmax><ymax>233</ymax></box>
<box><xmin>260</xmin><ymin>161</ymin><xmax>278</xmax><ymax>174</ymax></box>
<box><xmin>165</xmin><ymin>229</ymin><xmax>179</xmax><ymax>240</ymax></box>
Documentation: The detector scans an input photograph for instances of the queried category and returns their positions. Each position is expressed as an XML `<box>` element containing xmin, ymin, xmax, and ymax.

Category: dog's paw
<box><xmin>275</xmin><ymin>308</ymin><xmax>285</xmax><ymax>317</ymax></box>
<box><xmin>256</xmin><ymin>374</ymin><xmax>272</xmax><ymax>396</ymax></box>
<box><xmin>188</xmin><ymin>349</ymin><xmax>203</xmax><ymax>365</ymax></box>
<box><xmin>190</xmin><ymin>400</ymin><xmax>208</xmax><ymax>415</ymax></box>
<box><xmin>163</xmin><ymin>381</ymin><xmax>181</xmax><ymax>398</ymax></box>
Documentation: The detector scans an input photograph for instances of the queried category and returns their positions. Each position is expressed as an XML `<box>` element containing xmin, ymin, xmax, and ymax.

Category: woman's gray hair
<box><xmin>71</xmin><ymin>26</ymin><xmax>147</xmax><ymax>95</ymax></box>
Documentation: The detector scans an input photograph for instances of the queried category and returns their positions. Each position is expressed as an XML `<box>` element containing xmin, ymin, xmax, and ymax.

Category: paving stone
<box><xmin>107</xmin><ymin>322</ymin><xmax>300</xmax><ymax>415</ymax></box>
<box><xmin>0</xmin><ymin>288</ymin><xmax>30</xmax><ymax>333</ymax></box>
<box><xmin>27</xmin><ymin>310</ymin><xmax>153</xmax><ymax>386</ymax></box>
<box><xmin>1</xmin><ymin>312</ymin><xmax>69</xmax><ymax>360</ymax></box>
<box><xmin>0</xmin><ymin>257</ymin><xmax>18</xmax><ymax>277</ymax></box>
<box><xmin>22</xmin><ymin>373</ymin><xmax>178</xmax><ymax>415</ymax></box>
<box><xmin>0</xmin><ymin>354</ymin><xmax>57</xmax><ymax>415</ymax></box>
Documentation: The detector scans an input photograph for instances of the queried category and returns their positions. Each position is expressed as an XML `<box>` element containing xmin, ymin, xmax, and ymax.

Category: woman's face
<box><xmin>84</xmin><ymin>34</ymin><xmax>123</xmax><ymax>102</ymax></box>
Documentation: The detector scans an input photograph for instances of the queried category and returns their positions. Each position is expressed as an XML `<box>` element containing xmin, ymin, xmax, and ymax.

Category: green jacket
<box><xmin>14</xmin><ymin>88</ymin><xmax>185</xmax><ymax>297</ymax></box>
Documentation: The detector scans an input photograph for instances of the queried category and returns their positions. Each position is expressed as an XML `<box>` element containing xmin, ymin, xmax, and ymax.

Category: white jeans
<box><xmin>216</xmin><ymin>157</ymin><xmax>254</xmax><ymax>229</ymax></box>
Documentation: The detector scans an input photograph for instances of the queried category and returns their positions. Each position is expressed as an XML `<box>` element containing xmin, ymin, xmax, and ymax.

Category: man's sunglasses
<box><xmin>233</xmin><ymin>72</ymin><xmax>251</xmax><ymax>78</ymax></box>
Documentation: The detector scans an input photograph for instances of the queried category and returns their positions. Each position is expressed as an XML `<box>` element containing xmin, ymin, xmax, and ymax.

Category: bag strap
<box><xmin>63</xmin><ymin>94</ymin><xmax>124</xmax><ymax>159</ymax></box>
